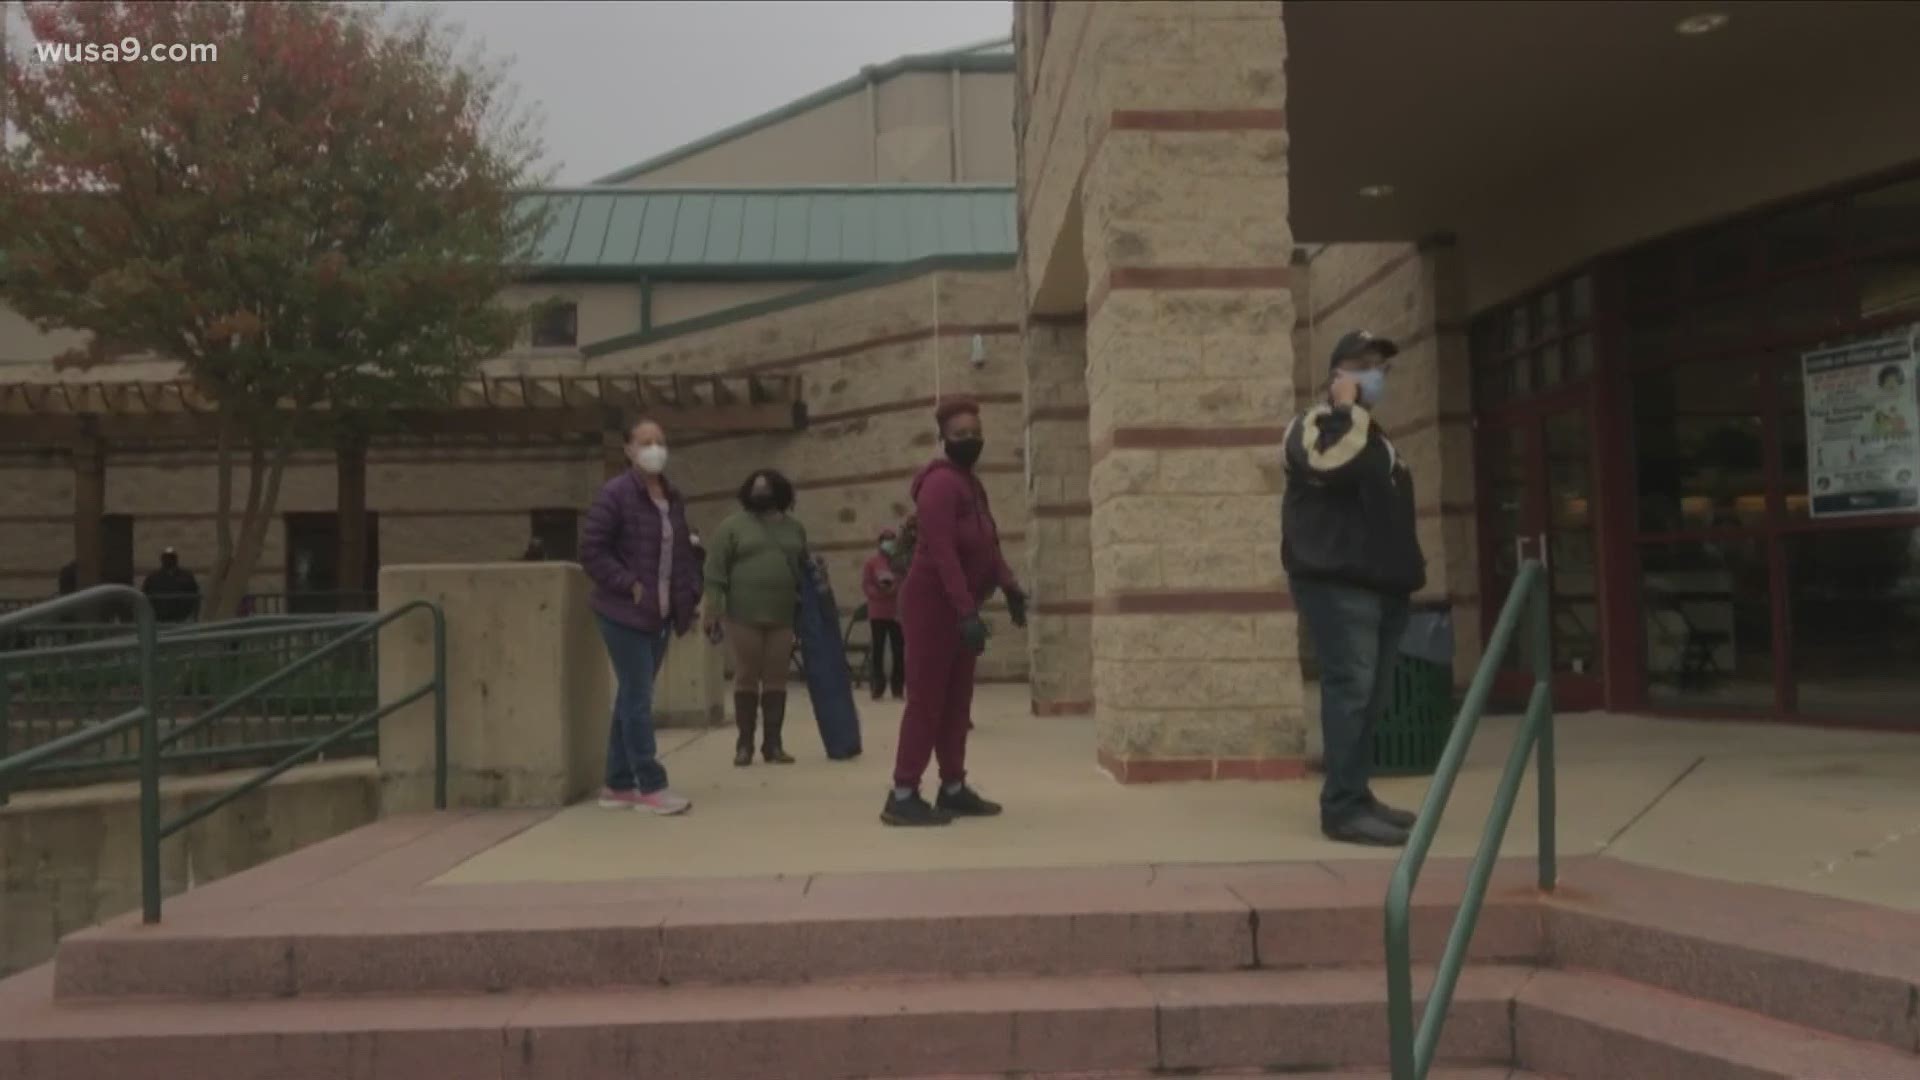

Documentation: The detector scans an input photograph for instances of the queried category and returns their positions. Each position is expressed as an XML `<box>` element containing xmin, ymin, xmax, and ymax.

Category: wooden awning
<box><xmin>0</xmin><ymin>372</ymin><xmax>804</xmax><ymax>445</ymax></box>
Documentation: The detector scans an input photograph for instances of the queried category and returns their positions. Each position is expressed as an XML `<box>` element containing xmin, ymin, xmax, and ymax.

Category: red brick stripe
<box><xmin>1093</xmin><ymin>589</ymin><xmax>1294</xmax><ymax>615</ymax></box>
<box><xmin>1027</xmin><ymin>404</ymin><xmax>1090</xmax><ymax>423</ymax></box>
<box><xmin>1032</xmin><ymin>502</ymin><xmax>1092</xmax><ymax>518</ymax></box>
<box><xmin>1109</xmin><ymin>108</ymin><xmax>1287</xmax><ymax>132</ymax></box>
<box><xmin>1036</xmin><ymin>599</ymin><xmax>1094</xmax><ymax>616</ymax></box>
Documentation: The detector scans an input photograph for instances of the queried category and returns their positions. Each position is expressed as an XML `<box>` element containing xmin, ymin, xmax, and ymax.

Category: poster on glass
<box><xmin>1802</xmin><ymin>326</ymin><xmax>1920</xmax><ymax>518</ymax></box>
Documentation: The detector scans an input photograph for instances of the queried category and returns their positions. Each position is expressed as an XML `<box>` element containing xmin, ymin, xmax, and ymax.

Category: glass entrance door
<box><xmin>1479</xmin><ymin>401</ymin><xmax>1606</xmax><ymax>709</ymax></box>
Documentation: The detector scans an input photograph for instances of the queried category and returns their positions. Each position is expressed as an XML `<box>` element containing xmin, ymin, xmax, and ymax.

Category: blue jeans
<box><xmin>1291</xmin><ymin>579</ymin><xmax>1409</xmax><ymax>828</ymax></box>
<box><xmin>598</xmin><ymin>616</ymin><xmax>671</xmax><ymax>795</ymax></box>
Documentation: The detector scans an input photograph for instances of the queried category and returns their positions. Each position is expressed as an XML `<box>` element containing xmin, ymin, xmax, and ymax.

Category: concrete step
<box><xmin>1542</xmin><ymin>859</ymin><xmax>1920</xmax><ymax>1055</ymax></box>
<box><xmin>50</xmin><ymin>860</ymin><xmax>1546</xmax><ymax>1000</ymax></box>
<box><xmin>1517</xmin><ymin>968</ymin><xmax>1920</xmax><ymax>1080</ymax></box>
<box><xmin>883</xmin><ymin>1060</ymin><xmax>1543</xmax><ymax>1068</ymax></box>
<box><xmin>0</xmin><ymin>965</ymin><xmax>1527</xmax><ymax>1080</ymax></box>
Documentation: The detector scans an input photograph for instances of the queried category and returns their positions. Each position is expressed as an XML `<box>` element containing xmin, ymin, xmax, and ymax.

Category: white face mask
<box><xmin>629</xmin><ymin>443</ymin><xmax>669</xmax><ymax>474</ymax></box>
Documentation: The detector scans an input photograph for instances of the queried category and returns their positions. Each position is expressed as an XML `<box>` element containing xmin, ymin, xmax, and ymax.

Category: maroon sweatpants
<box><xmin>890</xmin><ymin>612</ymin><xmax>977</xmax><ymax>789</ymax></box>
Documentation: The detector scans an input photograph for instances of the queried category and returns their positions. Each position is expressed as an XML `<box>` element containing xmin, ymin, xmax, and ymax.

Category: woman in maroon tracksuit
<box><xmin>882</xmin><ymin>398</ymin><xmax>1028</xmax><ymax>827</ymax></box>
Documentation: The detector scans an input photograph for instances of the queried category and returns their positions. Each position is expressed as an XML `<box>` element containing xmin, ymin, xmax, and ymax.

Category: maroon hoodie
<box><xmin>901</xmin><ymin>457</ymin><xmax>1018</xmax><ymax>621</ymax></box>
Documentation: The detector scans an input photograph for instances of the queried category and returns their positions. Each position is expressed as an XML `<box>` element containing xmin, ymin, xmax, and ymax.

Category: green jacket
<box><xmin>703</xmin><ymin>510</ymin><xmax>809</xmax><ymax>628</ymax></box>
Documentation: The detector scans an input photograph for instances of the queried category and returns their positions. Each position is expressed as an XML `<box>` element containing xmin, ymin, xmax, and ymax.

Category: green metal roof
<box><xmin>516</xmin><ymin>185</ymin><xmax>1016</xmax><ymax>281</ymax></box>
<box><xmin>593</xmin><ymin>37</ymin><xmax>1015</xmax><ymax>186</ymax></box>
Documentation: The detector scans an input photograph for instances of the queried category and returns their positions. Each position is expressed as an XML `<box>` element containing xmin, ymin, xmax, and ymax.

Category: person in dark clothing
<box><xmin>57</xmin><ymin>561</ymin><xmax>77</xmax><ymax>596</ymax></box>
<box><xmin>703</xmin><ymin>469</ymin><xmax>809</xmax><ymax>767</ymax></box>
<box><xmin>521</xmin><ymin>538</ymin><xmax>547</xmax><ymax>561</ymax></box>
<box><xmin>141</xmin><ymin>548</ymin><xmax>201</xmax><ymax>623</ymax></box>
<box><xmin>579</xmin><ymin>416</ymin><xmax>704</xmax><ymax>816</ymax></box>
<box><xmin>1282</xmin><ymin>330</ymin><xmax>1427</xmax><ymax>848</ymax></box>
<box><xmin>861</xmin><ymin>527</ymin><xmax>906</xmax><ymax>701</ymax></box>
<box><xmin>884</xmin><ymin>398</ymin><xmax>1027</xmax><ymax>827</ymax></box>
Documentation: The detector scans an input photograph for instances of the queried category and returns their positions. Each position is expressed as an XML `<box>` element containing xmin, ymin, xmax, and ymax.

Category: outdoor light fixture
<box><xmin>969</xmin><ymin>333</ymin><xmax>987</xmax><ymax>368</ymax></box>
<box><xmin>1358</xmin><ymin>184</ymin><xmax>1395</xmax><ymax>199</ymax></box>
<box><xmin>1675</xmin><ymin>12</ymin><xmax>1729</xmax><ymax>35</ymax></box>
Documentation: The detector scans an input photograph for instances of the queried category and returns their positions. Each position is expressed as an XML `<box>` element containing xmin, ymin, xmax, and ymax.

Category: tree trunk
<box><xmin>205</xmin><ymin>430</ymin><xmax>294</xmax><ymax>620</ymax></box>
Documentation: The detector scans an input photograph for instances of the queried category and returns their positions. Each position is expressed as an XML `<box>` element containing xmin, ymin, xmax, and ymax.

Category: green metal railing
<box><xmin>1384</xmin><ymin>559</ymin><xmax>1556</xmax><ymax>1080</ymax></box>
<box><xmin>1</xmin><ymin>615</ymin><xmax>378</xmax><ymax>791</ymax></box>
<box><xmin>0</xmin><ymin>586</ymin><xmax>447</xmax><ymax>923</ymax></box>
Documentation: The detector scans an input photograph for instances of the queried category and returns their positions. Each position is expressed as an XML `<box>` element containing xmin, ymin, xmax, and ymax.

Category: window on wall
<box><xmin>1469</xmin><ymin>273</ymin><xmax>1597</xmax><ymax>409</ymax></box>
<box><xmin>530</xmin><ymin>300</ymin><xmax>579</xmax><ymax>348</ymax></box>
<box><xmin>529</xmin><ymin>509</ymin><xmax>579</xmax><ymax>562</ymax></box>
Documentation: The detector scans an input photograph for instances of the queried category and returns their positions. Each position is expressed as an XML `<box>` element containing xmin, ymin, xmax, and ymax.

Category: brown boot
<box><xmin>733</xmin><ymin>691</ymin><xmax>758</xmax><ymax>767</ymax></box>
<box><xmin>761</xmin><ymin>691</ymin><xmax>796</xmax><ymax>764</ymax></box>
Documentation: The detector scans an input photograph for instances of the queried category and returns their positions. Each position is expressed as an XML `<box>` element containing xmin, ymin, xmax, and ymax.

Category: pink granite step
<box><xmin>1516</xmin><ymin>968</ymin><xmax>1920</xmax><ymax>1080</ymax></box>
<box><xmin>0</xmin><ymin>965</ymin><xmax>1525</xmax><ymax>1080</ymax></box>
<box><xmin>1544</xmin><ymin>859</ymin><xmax>1920</xmax><ymax>1054</ymax></box>
<box><xmin>51</xmin><ymin>861</ymin><xmax>1543</xmax><ymax>1000</ymax></box>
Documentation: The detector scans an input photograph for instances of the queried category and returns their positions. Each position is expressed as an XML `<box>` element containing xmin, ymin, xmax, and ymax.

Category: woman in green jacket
<box><xmin>703</xmin><ymin>468</ymin><xmax>810</xmax><ymax>766</ymax></box>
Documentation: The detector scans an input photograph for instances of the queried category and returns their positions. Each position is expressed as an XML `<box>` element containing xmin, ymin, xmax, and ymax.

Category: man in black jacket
<box><xmin>1282</xmin><ymin>330</ymin><xmax>1427</xmax><ymax>847</ymax></box>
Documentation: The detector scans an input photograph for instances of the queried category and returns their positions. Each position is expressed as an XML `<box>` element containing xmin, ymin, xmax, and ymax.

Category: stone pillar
<box><xmin>71</xmin><ymin>437</ymin><xmax>105</xmax><ymax>588</ymax></box>
<box><xmin>1081</xmin><ymin>2</ymin><xmax>1302</xmax><ymax>781</ymax></box>
<box><xmin>377</xmin><ymin>562</ymin><xmax>613</xmax><ymax>812</ymax></box>
<box><xmin>1023</xmin><ymin>316</ymin><xmax>1094</xmax><ymax>715</ymax></box>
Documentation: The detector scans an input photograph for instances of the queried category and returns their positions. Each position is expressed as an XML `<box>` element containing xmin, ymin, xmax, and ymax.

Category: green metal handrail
<box><xmin>1384</xmin><ymin>559</ymin><xmax>1556</xmax><ymax>1080</ymax></box>
<box><xmin>0</xmin><ymin>589</ymin><xmax>447</xmax><ymax>924</ymax></box>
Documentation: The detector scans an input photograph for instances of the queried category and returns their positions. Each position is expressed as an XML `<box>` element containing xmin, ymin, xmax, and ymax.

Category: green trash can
<box><xmin>1373</xmin><ymin>653</ymin><xmax>1455</xmax><ymax>776</ymax></box>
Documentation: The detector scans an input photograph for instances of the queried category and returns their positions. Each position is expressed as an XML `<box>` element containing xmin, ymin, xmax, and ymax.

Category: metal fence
<box><xmin>0</xmin><ymin>586</ymin><xmax>446</xmax><ymax>923</ymax></box>
<box><xmin>0</xmin><ymin>613</ymin><xmax>378</xmax><ymax>795</ymax></box>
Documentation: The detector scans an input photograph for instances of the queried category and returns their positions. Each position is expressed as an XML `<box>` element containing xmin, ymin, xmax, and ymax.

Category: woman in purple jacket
<box><xmin>579</xmin><ymin>417</ymin><xmax>704</xmax><ymax>815</ymax></box>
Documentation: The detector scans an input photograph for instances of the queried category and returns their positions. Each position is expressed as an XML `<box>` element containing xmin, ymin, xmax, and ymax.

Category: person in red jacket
<box><xmin>883</xmin><ymin>397</ymin><xmax>1028</xmax><ymax>827</ymax></box>
<box><xmin>861</xmin><ymin>528</ymin><xmax>906</xmax><ymax>701</ymax></box>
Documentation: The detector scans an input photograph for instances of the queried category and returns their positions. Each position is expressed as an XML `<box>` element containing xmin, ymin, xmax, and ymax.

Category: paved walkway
<box><xmin>437</xmin><ymin>686</ymin><xmax>1920</xmax><ymax>911</ymax></box>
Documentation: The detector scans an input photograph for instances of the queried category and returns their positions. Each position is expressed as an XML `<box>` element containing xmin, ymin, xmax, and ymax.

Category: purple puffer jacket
<box><xmin>579</xmin><ymin>470</ymin><xmax>703</xmax><ymax>635</ymax></box>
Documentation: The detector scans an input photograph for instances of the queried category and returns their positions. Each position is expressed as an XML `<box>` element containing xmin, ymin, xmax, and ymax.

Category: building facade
<box><xmin>1012</xmin><ymin>0</ymin><xmax>1920</xmax><ymax>764</ymax></box>
<box><xmin>0</xmin><ymin>38</ymin><xmax>1038</xmax><ymax>679</ymax></box>
<box><xmin>6</xmin><ymin>6</ymin><xmax>1919</xmax><ymax>775</ymax></box>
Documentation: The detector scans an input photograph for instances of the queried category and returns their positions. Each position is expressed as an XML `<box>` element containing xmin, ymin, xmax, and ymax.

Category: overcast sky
<box><xmin>408</xmin><ymin>1</ymin><xmax>1014</xmax><ymax>184</ymax></box>
<box><xmin>2</xmin><ymin>1</ymin><xmax>1012</xmax><ymax>183</ymax></box>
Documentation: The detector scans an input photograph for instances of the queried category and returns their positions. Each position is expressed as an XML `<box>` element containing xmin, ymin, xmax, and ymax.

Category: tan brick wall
<box><xmin>1060</xmin><ymin>1</ymin><xmax>1303</xmax><ymax>777</ymax></box>
<box><xmin>1023</xmin><ymin>318</ymin><xmax>1092</xmax><ymax>712</ymax></box>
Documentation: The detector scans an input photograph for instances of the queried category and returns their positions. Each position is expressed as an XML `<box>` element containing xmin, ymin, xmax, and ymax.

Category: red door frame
<box><xmin>1475</xmin><ymin>377</ymin><xmax>1609</xmax><ymax>712</ymax></box>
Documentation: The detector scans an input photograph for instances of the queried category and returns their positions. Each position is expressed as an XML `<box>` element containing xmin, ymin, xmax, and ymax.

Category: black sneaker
<box><xmin>881</xmin><ymin>791</ymin><xmax>952</xmax><ymax>827</ymax></box>
<box><xmin>935</xmin><ymin>785</ymin><xmax>1003</xmax><ymax>818</ymax></box>
<box><xmin>1322</xmin><ymin>813</ymin><xmax>1409</xmax><ymax>847</ymax></box>
<box><xmin>1368</xmin><ymin>798</ymin><xmax>1417</xmax><ymax>830</ymax></box>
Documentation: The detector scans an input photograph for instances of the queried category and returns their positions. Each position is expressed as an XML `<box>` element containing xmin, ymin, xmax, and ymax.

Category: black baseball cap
<box><xmin>1329</xmin><ymin>329</ymin><xmax>1399</xmax><ymax>368</ymax></box>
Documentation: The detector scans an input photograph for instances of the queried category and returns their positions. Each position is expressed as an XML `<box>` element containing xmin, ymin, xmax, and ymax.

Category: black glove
<box><xmin>959</xmin><ymin>614</ymin><xmax>990</xmax><ymax>656</ymax></box>
<box><xmin>1005</xmin><ymin>587</ymin><xmax>1028</xmax><ymax>629</ymax></box>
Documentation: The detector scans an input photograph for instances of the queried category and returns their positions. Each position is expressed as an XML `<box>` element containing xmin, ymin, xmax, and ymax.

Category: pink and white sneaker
<box><xmin>597</xmin><ymin>787</ymin><xmax>691</xmax><ymax>815</ymax></box>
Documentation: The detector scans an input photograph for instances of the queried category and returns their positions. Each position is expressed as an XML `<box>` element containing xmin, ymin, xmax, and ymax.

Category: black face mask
<box><xmin>745</xmin><ymin>492</ymin><xmax>775</xmax><ymax>512</ymax></box>
<box><xmin>944</xmin><ymin>437</ymin><xmax>984</xmax><ymax>469</ymax></box>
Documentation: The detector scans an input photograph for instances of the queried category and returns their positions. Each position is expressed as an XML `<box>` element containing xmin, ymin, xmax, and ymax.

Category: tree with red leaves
<box><xmin>0</xmin><ymin>2</ymin><xmax>548</xmax><ymax>616</ymax></box>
